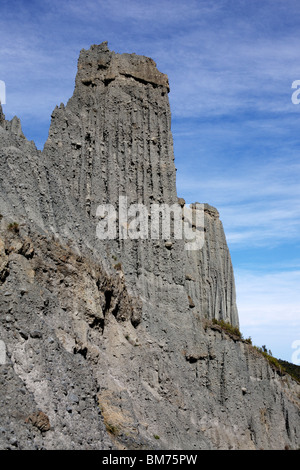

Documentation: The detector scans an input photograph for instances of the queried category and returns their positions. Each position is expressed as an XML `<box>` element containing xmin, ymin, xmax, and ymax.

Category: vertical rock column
<box><xmin>43</xmin><ymin>43</ymin><xmax>187</xmax><ymax>309</ymax></box>
<box><xmin>42</xmin><ymin>42</ymin><xmax>238</xmax><ymax>327</ymax></box>
<box><xmin>184</xmin><ymin>204</ymin><xmax>239</xmax><ymax>327</ymax></box>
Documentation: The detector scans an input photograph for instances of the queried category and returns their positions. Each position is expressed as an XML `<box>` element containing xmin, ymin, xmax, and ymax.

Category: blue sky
<box><xmin>1</xmin><ymin>0</ymin><xmax>300</xmax><ymax>363</ymax></box>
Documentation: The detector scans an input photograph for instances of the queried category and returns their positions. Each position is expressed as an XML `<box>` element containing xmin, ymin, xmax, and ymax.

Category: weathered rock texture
<box><xmin>0</xmin><ymin>42</ymin><xmax>299</xmax><ymax>450</ymax></box>
<box><xmin>185</xmin><ymin>204</ymin><xmax>239</xmax><ymax>326</ymax></box>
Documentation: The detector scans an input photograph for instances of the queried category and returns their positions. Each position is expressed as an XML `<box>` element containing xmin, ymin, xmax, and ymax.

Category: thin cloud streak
<box><xmin>236</xmin><ymin>268</ymin><xmax>300</xmax><ymax>361</ymax></box>
<box><xmin>2</xmin><ymin>0</ymin><xmax>300</xmax><ymax>123</ymax></box>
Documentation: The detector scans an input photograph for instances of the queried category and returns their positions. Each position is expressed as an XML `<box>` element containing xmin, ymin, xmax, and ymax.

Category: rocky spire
<box><xmin>0</xmin><ymin>43</ymin><xmax>299</xmax><ymax>451</ymax></box>
<box><xmin>44</xmin><ymin>42</ymin><xmax>176</xmax><ymax>216</ymax></box>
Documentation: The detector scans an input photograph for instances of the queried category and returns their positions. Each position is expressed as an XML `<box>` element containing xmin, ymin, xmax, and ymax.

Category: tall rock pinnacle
<box><xmin>42</xmin><ymin>42</ymin><xmax>239</xmax><ymax>328</ymax></box>
<box><xmin>0</xmin><ymin>43</ymin><xmax>299</xmax><ymax>450</ymax></box>
<box><xmin>44</xmin><ymin>42</ymin><xmax>176</xmax><ymax>214</ymax></box>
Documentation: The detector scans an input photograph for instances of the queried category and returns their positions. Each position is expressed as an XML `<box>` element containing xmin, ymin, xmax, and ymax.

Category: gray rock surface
<box><xmin>185</xmin><ymin>203</ymin><xmax>239</xmax><ymax>327</ymax></box>
<box><xmin>0</xmin><ymin>42</ymin><xmax>299</xmax><ymax>450</ymax></box>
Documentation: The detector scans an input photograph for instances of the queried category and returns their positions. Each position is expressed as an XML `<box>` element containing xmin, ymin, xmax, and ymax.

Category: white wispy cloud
<box><xmin>61</xmin><ymin>0</ymin><xmax>222</xmax><ymax>26</ymax></box>
<box><xmin>166</xmin><ymin>30</ymin><xmax>300</xmax><ymax>119</ymax></box>
<box><xmin>2</xmin><ymin>0</ymin><xmax>300</xmax><ymax>134</ymax></box>
<box><xmin>236</xmin><ymin>268</ymin><xmax>300</xmax><ymax>362</ymax></box>
<box><xmin>177</xmin><ymin>146</ymin><xmax>300</xmax><ymax>248</ymax></box>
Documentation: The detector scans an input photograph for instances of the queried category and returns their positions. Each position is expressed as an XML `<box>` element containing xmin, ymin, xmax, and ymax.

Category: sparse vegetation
<box><xmin>7</xmin><ymin>222</ymin><xmax>19</xmax><ymax>234</ymax></box>
<box><xmin>211</xmin><ymin>318</ymin><xmax>242</xmax><ymax>339</ymax></box>
<box><xmin>105</xmin><ymin>422</ymin><xmax>120</xmax><ymax>436</ymax></box>
<box><xmin>278</xmin><ymin>359</ymin><xmax>300</xmax><ymax>383</ymax></box>
<box><xmin>251</xmin><ymin>345</ymin><xmax>300</xmax><ymax>383</ymax></box>
<box><xmin>97</xmin><ymin>390</ymin><xmax>132</xmax><ymax>438</ymax></box>
<box><xmin>209</xmin><ymin>319</ymin><xmax>300</xmax><ymax>383</ymax></box>
<box><xmin>253</xmin><ymin>345</ymin><xmax>282</xmax><ymax>370</ymax></box>
<box><xmin>113</xmin><ymin>262</ymin><xmax>122</xmax><ymax>271</ymax></box>
<box><xmin>153</xmin><ymin>434</ymin><xmax>160</xmax><ymax>440</ymax></box>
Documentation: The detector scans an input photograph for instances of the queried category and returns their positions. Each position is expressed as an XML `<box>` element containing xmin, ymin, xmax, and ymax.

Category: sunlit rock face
<box><xmin>0</xmin><ymin>43</ymin><xmax>299</xmax><ymax>450</ymax></box>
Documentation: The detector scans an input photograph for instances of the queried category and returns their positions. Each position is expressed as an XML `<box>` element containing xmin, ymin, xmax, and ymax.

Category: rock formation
<box><xmin>0</xmin><ymin>42</ymin><xmax>299</xmax><ymax>450</ymax></box>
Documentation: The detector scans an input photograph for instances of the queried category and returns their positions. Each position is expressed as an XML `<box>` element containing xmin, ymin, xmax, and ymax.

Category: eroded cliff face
<box><xmin>0</xmin><ymin>43</ymin><xmax>299</xmax><ymax>450</ymax></box>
